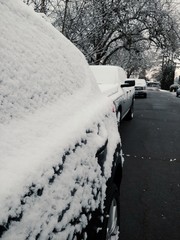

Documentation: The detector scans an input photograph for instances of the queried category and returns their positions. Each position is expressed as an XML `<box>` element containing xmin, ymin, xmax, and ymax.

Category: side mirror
<box><xmin>121</xmin><ymin>80</ymin><xmax>135</xmax><ymax>88</ymax></box>
<box><xmin>121</xmin><ymin>83</ymin><xmax>129</xmax><ymax>88</ymax></box>
<box><xmin>125</xmin><ymin>80</ymin><xmax>135</xmax><ymax>86</ymax></box>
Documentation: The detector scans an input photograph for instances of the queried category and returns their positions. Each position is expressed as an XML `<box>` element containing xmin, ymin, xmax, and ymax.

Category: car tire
<box><xmin>116</xmin><ymin>110</ymin><xmax>121</xmax><ymax>126</ymax></box>
<box><xmin>125</xmin><ymin>103</ymin><xmax>134</xmax><ymax>121</ymax></box>
<box><xmin>100</xmin><ymin>184</ymin><xmax>120</xmax><ymax>240</ymax></box>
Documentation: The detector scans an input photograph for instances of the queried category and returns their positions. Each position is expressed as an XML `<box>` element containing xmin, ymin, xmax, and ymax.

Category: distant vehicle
<box><xmin>0</xmin><ymin>1</ymin><xmax>123</xmax><ymax>239</ymax></box>
<box><xmin>147</xmin><ymin>81</ymin><xmax>160</xmax><ymax>88</ymax></box>
<box><xmin>126</xmin><ymin>78</ymin><xmax>147</xmax><ymax>98</ymax></box>
<box><xmin>90</xmin><ymin>65</ymin><xmax>135</xmax><ymax>124</ymax></box>
<box><xmin>176</xmin><ymin>87</ymin><xmax>180</xmax><ymax>97</ymax></box>
<box><xmin>170</xmin><ymin>83</ymin><xmax>180</xmax><ymax>92</ymax></box>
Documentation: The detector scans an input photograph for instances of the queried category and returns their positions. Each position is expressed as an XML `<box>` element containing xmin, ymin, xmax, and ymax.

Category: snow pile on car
<box><xmin>0</xmin><ymin>0</ymin><xmax>121</xmax><ymax>239</ymax></box>
<box><xmin>0</xmin><ymin>0</ymin><xmax>99</xmax><ymax>124</ymax></box>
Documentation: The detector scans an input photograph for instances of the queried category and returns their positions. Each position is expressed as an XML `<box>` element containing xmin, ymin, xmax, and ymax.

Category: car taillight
<box><xmin>112</xmin><ymin>104</ymin><xmax>116</xmax><ymax>113</ymax></box>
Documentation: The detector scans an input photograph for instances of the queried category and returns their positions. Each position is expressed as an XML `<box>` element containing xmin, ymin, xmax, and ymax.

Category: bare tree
<box><xmin>24</xmin><ymin>0</ymin><xmax>180</xmax><ymax>76</ymax></box>
<box><xmin>23</xmin><ymin>0</ymin><xmax>50</xmax><ymax>14</ymax></box>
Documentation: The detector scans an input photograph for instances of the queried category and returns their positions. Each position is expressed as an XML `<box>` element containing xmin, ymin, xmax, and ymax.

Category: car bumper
<box><xmin>135</xmin><ymin>90</ymin><xmax>147</xmax><ymax>97</ymax></box>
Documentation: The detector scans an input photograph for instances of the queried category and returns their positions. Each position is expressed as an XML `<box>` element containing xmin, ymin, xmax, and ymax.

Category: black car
<box><xmin>0</xmin><ymin>1</ymin><xmax>123</xmax><ymax>239</ymax></box>
<box><xmin>170</xmin><ymin>83</ymin><xmax>180</xmax><ymax>92</ymax></box>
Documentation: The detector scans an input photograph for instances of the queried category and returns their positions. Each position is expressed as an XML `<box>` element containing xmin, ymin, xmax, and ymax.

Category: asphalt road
<box><xmin>119</xmin><ymin>90</ymin><xmax>180</xmax><ymax>240</ymax></box>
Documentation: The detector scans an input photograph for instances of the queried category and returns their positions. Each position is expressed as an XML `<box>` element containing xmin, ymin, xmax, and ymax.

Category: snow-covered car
<box><xmin>133</xmin><ymin>79</ymin><xmax>147</xmax><ymax>98</ymax></box>
<box><xmin>0</xmin><ymin>1</ymin><xmax>123</xmax><ymax>239</ymax></box>
<box><xmin>90</xmin><ymin>65</ymin><xmax>135</xmax><ymax>124</ymax></box>
<box><xmin>176</xmin><ymin>87</ymin><xmax>180</xmax><ymax>97</ymax></box>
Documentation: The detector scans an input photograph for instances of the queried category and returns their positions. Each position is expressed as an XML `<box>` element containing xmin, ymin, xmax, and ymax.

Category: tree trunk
<box><xmin>62</xmin><ymin>0</ymin><xmax>69</xmax><ymax>35</ymax></box>
<box><xmin>40</xmin><ymin>0</ymin><xmax>46</xmax><ymax>14</ymax></box>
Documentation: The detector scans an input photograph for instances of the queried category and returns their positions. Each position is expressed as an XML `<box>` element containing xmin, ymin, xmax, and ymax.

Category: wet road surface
<box><xmin>120</xmin><ymin>90</ymin><xmax>180</xmax><ymax>240</ymax></box>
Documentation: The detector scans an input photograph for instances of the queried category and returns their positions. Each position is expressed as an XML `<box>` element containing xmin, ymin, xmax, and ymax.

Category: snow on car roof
<box><xmin>135</xmin><ymin>79</ymin><xmax>147</xmax><ymax>86</ymax></box>
<box><xmin>0</xmin><ymin>0</ymin><xmax>119</xmax><ymax>232</ymax></box>
<box><xmin>90</xmin><ymin>65</ymin><xmax>127</xmax><ymax>85</ymax></box>
<box><xmin>0</xmin><ymin>0</ymin><xmax>100</xmax><ymax>124</ymax></box>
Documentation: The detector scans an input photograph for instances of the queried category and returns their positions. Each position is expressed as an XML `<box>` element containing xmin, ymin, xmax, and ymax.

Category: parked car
<box><xmin>0</xmin><ymin>1</ymin><xmax>123</xmax><ymax>239</ymax></box>
<box><xmin>131</xmin><ymin>78</ymin><xmax>147</xmax><ymax>98</ymax></box>
<box><xmin>176</xmin><ymin>87</ymin><xmax>180</xmax><ymax>97</ymax></box>
<box><xmin>90</xmin><ymin>65</ymin><xmax>135</xmax><ymax>125</ymax></box>
<box><xmin>170</xmin><ymin>83</ymin><xmax>180</xmax><ymax>92</ymax></box>
<box><xmin>147</xmin><ymin>81</ymin><xmax>160</xmax><ymax>89</ymax></box>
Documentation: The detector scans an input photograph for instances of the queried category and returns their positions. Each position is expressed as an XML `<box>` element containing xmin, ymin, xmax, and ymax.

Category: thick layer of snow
<box><xmin>98</xmin><ymin>84</ymin><xmax>118</xmax><ymax>97</ymax></box>
<box><xmin>135</xmin><ymin>79</ymin><xmax>147</xmax><ymax>86</ymax></box>
<box><xmin>90</xmin><ymin>65</ymin><xmax>127</xmax><ymax>85</ymax></box>
<box><xmin>0</xmin><ymin>0</ymin><xmax>121</xmax><ymax>239</ymax></box>
<box><xmin>0</xmin><ymin>0</ymin><xmax>99</xmax><ymax>124</ymax></box>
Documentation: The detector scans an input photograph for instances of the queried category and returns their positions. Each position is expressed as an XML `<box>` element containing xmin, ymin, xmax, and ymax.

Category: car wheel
<box><xmin>116</xmin><ymin>110</ymin><xmax>121</xmax><ymax>126</ymax></box>
<box><xmin>100</xmin><ymin>184</ymin><xmax>120</xmax><ymax>240</ymax></box>
<box><xmin>125</xmin><ymin>103</ymin><xmax>134</xmax><ymax>121</ymax></box>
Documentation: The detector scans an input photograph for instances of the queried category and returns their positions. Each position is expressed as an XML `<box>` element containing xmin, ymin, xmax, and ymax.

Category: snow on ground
<box><xmin>0</xmin><ymin>0</ymin><xmax>120</xmax><ymax>239</ymax></box>
<box><xmin>159</xmin><ymin>89</ymin><xmax>169</xmax><ymax>92</ymax></box>
<box><xmin>159</xmin><ymin>89</ymin><xmax>176</xmax><ymax>96</ymax></box>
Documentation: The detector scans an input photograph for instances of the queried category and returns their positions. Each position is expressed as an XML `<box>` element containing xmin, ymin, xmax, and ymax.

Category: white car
<box><xmin>0</xmin><ymin>1</ymin><xmax>123</xmax><ymax>239</ymax></box>
<box><xmin>90</xmin><ymin>65</ymin><xmax>135</xmax><ymax>124</ymax></box>
<box><xmin>127</xmin><ymin>79</ymin><xmax>147</xmax><ymax>98</ymax></box>
<box><xmin>135</xmin><ymin>79</ymin><xmax>147</xmax><ymax>98</ymax></box>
